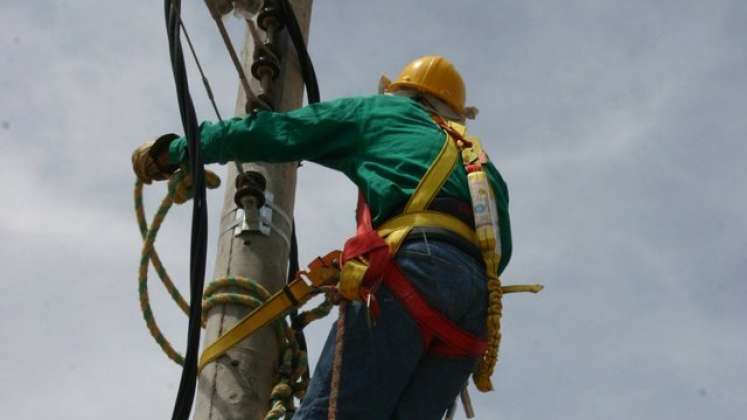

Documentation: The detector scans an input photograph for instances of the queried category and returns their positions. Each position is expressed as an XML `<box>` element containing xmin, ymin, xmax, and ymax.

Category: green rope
<box><xmin>135</xmin><ymin>172</ymin><xmax>327</xmax><ymax>419</ymax></box>
<box><xmin>136</xmin><ymin>173</ymin><xmax>188</xmax><ymax>364</ymax></box>
<box><xmin>135</xmin><ymin>178</ymin><xmax>190</xmax><ymax>315</ymax></box>
<box><xmin>295</xmin><ymin>296</ymin><xmax>334</xmax><ymax>329</ymax></box>
<box><xmin>203</xmin><ymin>276</ymin><xmax>308</xmax><ymax>419</ymax></box>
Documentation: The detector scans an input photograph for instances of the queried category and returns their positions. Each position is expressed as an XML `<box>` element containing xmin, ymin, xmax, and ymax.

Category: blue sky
<box><xmin>1</xmin><ymin>1</ymin><xmax>745</xmax><ymax>419</ymax></box>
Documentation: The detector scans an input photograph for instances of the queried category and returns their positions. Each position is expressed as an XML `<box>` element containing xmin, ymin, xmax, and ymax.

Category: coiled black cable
<box><xmin>164</xmin><ymin>2</ymin><xmax>208</xmax><ymax>420</ymax></box>
<box><xmin>163</xmin><ymin>2</ymin><xmax>321</xmax><ymax>419</ymax></box>
<box><xmin>278</xmin><ymin>0</ymin><xmax>320</xmax><ymax>359</ymax></box>
<box><xmin>280</xmin><ymin>0</ymin><xmax>320</xmax><ymax>104</ymax></box>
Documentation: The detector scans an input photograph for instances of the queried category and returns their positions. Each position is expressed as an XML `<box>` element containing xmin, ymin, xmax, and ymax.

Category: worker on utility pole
<box><xmin>133</xmin><ymin>56</ymin><xmax>512</xmax><ymax>420</ymax></box>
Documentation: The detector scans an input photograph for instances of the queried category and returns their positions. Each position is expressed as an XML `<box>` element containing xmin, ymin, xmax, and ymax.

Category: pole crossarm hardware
<box><xmin>205</xmin><ymin>2</ymin><xmax>271</xmax><ymax>113</ymax></box>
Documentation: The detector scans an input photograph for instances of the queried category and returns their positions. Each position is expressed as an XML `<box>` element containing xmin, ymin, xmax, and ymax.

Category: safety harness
<box><xmin>337</xmin><ymin>120</ymin><xmax>489</xmax><ymax>359</ymax></box>
<box><xmin>144</xmin><ymin>2</ymin><xmax>541</xmax><ymax>418</ymax></box>
<box><xmin>195</xmin><ymin>116</ymin><xmax>543</xmax><ymax>392</ymax></box>
<box><xmin>341</xmin><ymin>191</ymin><xmax>489</xmax><ymax>359</ymax></box>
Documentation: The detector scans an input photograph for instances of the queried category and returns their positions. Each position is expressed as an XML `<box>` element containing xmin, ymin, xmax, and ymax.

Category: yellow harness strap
<box><xmin>403</xmin><ymin>129</ymin><xmax>460</xmax><ymax>213</ymax></box>
<box><xmin>377</xmin><ymin>210</ymin><xmax>478</xmax><ymax>253</ymax></box>
<box><xmin>197</xmin><ymin>120</ymin><xmax>541</xmax><ymax>379</ymax></box>
<box><xmin>378</xmin><ymin>123</ymin><xmax>469</xmax><ymax>251</ymax></box>
<box><xmin>397</xmin><ymin>116</ymin><xmax>542</xmax><ymax>392</ymax></box>
<box><xmin>198</xmin><ymin>278</ymin><xmax>312</xmax><ymax>371</ymax></box>
<box><xmin>197</xmin><ymin>251</ymin><xmax>341</xmax><ymax>372</ymax></box>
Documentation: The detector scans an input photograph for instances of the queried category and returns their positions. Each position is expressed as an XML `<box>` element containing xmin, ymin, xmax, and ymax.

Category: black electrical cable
<box><xmin>280</xmin><ymin>0</ymin><xmax>319</xmax><ymax>280</ymax></box>
<box><xmin>279</xmin><ymin>0</ymin><xmax>319</xmax><ymax>291</ymax></box>
<box><xmin>280</xmin><ymin>0</ymin><xmax>320</xmax><ymax>104</ymax></box>
<box><xmin>164</xmin><ymin>2</ymin><xmax>208</xmax><ymax>420</ymax></box>
<box><xmin>287</xmin><ymin>221</ymin><xmax>300</xmax><ymax>283</ymax></box>
<box><xmin>160</xmin><ymin>3</ymin><xmax>320</xmax><ymax>418</ymax></box>
<box><xmin>278</xmin><ymin>0</ymin><xmax>320</xmax><ymax>356</ymax></box>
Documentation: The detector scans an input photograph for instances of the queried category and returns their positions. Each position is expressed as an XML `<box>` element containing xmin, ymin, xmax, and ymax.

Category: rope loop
<box><xmin>135</xmin><ymin>172</ymin><xmax>333</xmax><ymax>418</ymax></box>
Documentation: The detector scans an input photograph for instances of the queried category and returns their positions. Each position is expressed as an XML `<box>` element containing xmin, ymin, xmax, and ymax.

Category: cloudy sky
<box><xmin>1</xmin><ymin>1</ymin><xmax>745</xmax><ymax>419</ymax></box>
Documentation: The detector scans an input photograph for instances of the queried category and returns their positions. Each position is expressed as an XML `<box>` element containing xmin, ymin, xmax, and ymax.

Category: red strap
<box><xmin>342</xmin><ymin>192</ymin><xmax>386</xmax><ymax>261</ymax></box>
<box><xmin>340</xmin><ymin>192</ymin><xmax>390</xmax><ymax>313</ymax></box>
<box><xmin>432</xmin><ymin>114</ymin><xmax>473</xmax><ymax>148</ymax></box>
<box><xmin>355</xmin><ymin>191</ymin><xmax>373</xmax><ymax>235</ymax></box>
<box><xmin>341</xmin><ymin>191</ymin><xmax>390</xmax><ymax>281</ymax></box>
<box><xmin>383</xmin><ymin>263</ymin><xmax>488</xmax><ymax>358</ymax></box>
<box><xmin>341</xmin><ymin>231</ymin><xmax>387</xmax><ymax>263</ymax></box>
<box><xmin>342</xmin><ymin>191</ymin><xmax>485</xmax><ymax>358</ymax></box>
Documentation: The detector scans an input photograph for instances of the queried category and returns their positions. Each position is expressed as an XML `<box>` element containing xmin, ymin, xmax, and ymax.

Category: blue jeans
<box><xmin>293</xmin><ymin>237</ymin><xmax>488</xmax><ymax>420</ymax></box>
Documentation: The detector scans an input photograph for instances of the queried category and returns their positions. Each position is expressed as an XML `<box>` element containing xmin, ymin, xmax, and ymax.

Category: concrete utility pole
<box><xmin>194</xmin><ymin>1</ymin><xmax>313</xmax><ymax>419</ymax></box>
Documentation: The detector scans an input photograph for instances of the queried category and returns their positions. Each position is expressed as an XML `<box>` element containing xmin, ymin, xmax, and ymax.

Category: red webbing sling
<box><xmin>341</xmin><ymin>192</ymin><xmax>487</xmax><ymax>358</ymax></box>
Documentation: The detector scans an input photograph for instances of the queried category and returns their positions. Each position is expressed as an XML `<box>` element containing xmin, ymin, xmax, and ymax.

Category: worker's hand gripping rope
<box><xmin>131</xmin><ymin>134</ymin><xmax>180</xmax><ymax>184</ymax></box>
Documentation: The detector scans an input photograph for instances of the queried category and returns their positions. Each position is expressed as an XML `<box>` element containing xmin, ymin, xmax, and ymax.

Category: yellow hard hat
<box><xmin>386</xmin><ymin>55</ymin><xmax>466</xmax><ymax>116</ymax></box>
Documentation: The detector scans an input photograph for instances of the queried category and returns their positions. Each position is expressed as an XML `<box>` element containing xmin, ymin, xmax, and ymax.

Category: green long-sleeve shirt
<box><xmin>169</xmin><ymin>94</ymin><xmax>512</xmax><ymax>273</ymax></box>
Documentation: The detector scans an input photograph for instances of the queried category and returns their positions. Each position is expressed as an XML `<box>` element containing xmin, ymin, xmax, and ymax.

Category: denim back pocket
<box><xmin>395</xmin><ymin>240</ymin><xmax>487</xmax><ymax>326</ymax></box>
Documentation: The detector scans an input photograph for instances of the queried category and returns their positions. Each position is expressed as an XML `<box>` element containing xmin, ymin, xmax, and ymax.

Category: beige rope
<box><xmin>327</xmin><ymin>302</ymin><xmax>348</xmax><ymax>420</ymax></box>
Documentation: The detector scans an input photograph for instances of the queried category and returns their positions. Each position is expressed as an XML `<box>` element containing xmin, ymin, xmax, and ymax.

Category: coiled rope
<box><xmin>474</xmin><ymin>271</ymin><xmax>503</xmax><ymax>392</ymax></box>
<box><xmin>135</xmin><ymin>172</ymin><xmax>333</xmax><ymax>419</ymax></box>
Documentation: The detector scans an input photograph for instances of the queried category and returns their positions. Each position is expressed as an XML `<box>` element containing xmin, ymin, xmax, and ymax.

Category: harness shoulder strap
<box><xmin>379</xmin><ymin>121</ymin><xmax>470</xmax><ymax>254</ymax></box>
<box><xmin>402</xmin><ymin>122</ymin><xmax>466</xmax><ymax>214</ymax></box>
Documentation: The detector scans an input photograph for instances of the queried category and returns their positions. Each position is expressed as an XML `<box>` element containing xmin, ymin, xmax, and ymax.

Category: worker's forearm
<box><xmin>167</xmin><ymin>113</ymin><xmax>290</xmax><ymax>165</ymax></box>
<box><xmin>167</xmin><ymin>97</ymin><xmax>365</xmax><ymax>167</ymax></box>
